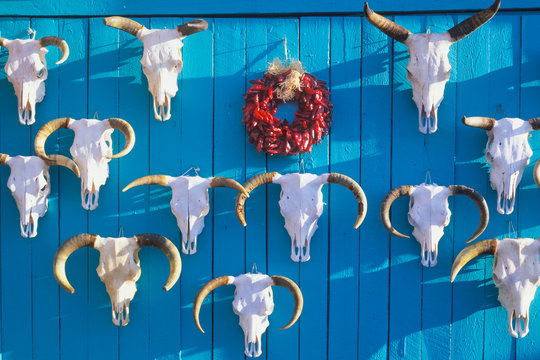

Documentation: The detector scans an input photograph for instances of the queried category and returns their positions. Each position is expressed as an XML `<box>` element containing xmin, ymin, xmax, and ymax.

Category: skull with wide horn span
<box><xmin>103</xmin><ymin>16</ymin><xmax>208</xmax><ymax>121</ymax></box>
<box><xmin>381</xmin><ymin>182</ymin><xmax>489</xmax><ymax>267</ymax></box>
<box><xmin>0</xmin><ymin>35</ymin><xmax>69</xmax><ymax>125</ymax></box>
<box><xmin>463</xmin><ymin>116</ymin><xmax>540</xmax><ymax>214</ymax></box>
<box><xmin>123</xmin><ymin>174</ymin><xmax>248</xmax><ymax>254</ymax></box>
<box><xmin>364</xmin><ymin>0</ymin><xmax>500</xmax><ymax>134</ymax></box>
<box><xmin>452</xmin><ymin>238</ymin><xmax>540</xmax><ymax>338</ymax></box>
<box><xmin>235</xmin><ymin>172</ymin><xmax>367</xmax><ymax>262</ymax></box>
<box><xmin>53</xmin><ymin>233</ymin><xmax>181</xmax><ymax>326</ymax></box>
<box><xmin>193</xmin><ymin>272</ymin><xmax>303</xmax><ymax>358</ymax></box>
<box><xmin>34</xmin><ymin>117</ymin><xmax>135</xmax><ymax>210</ymax></box>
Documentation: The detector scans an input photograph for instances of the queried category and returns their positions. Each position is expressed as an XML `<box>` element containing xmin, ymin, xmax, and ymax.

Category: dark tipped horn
<box><xmin>177</xmin><ymin>19</ymin><xmax>208</xmax><ymax>36</ymax></box>
<box><xmin>451</xmin><ymin>238</ymin><xmax>497</xmax><ymax>282</ymax></box>
<box><xmin>462</xmin><ymin>116</ymin><xmax>496</xmax><ymax>131</ymax></box>
<box><xmin>0</xmin><ymin>153</ymin><xmax>9</xmax><ymax>165</ymax></box>
<box><xmin>380</xmin><ymin>185</ymin><xmax>413</xmax><ymax>238</ymax></box>
<box><xmin>528</xmin><ymin>118</ymin><xmax>540</xmax><ymax>131</ymax></box>
<box><xmin>106</xmin><ymin>118</ymin><xmax>135</xmax><ymax>159</ymax></box>
<box><xmin>326</xmin><ymin>173</ymin><xmax>367</xmax><ymax>229</ymax></box>
<box><xmin>39</xmin><ymin>36</ymin><xmax>69</xmax><ymax>64</ymax></box>
<box><xmin>447</xmin><ymin>0</ymin><xmax>501</xmax><ymax>42</ymax></box>
<box><xmin>271</xmin><ymin>276</ymin><xmax>303</xmax><ymax>330</ymax></box>
<box><xmin>136</xmin><ymin>234</ymin><xmax>181</xmax><ymax>291</ymax></box>
<box><xmin>364</xmin><ymin>2</ymin><xmax>410</xmax><ymax>43</ymax></box>
<box><xmin>53</xmin><ymin>234</ymin><xmax>97</xmax><ymax>294</ymax></box>
<box><xmin>34</xmin><ymin>117</ymin><xmax>73</xmax><ymax>164</ymax></box>
<box><xmin>103</xmin><ymin>16</ymin><xmax>144</xmax><ymax>37</ymax></box>
<box><xmin>210</xmin><ymin>177</ymin><xmax>249</xmax><ymax>197</ymax></box>
<box><xmin>0</xmin><ymin>37</ymin><xmax>8</xmax><ymax>47</ymax></box>
<box><xmin>235</xmin><ymin>172</ymin><xmax>278</xmax><ymax>227</ymax></box>
<box><xmin>449</xmin><ymin>185</ymin><xmax>489</xmax><ymax>243</ymax></box>
<box><xmin>534</xmin><ymin>160</ymin><xmax>540</xmax><ymax>189</ymax></box>
<box><xmin>193</xmin><ymin>276</ymin><xmax>233</xmax><ymax>333</ymax></box>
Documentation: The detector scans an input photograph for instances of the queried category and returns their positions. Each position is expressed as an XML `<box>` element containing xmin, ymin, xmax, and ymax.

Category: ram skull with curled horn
<box><xmin>123</xmin><ymin>174</ymin><xmax>248</xmax><ymax>254</ymax></box>
<box><xmin>0</xmin><ymin>152</ymin><xmax>78</xmax><ymax>237</ymax></box>
<box><xmin>462</xmin><ymin>116</ymin><xmax>540</xmax><ymax>215</ymax></box>
<box><xmin>54</xmin><ymin>233</ymin><xmax>181</xmax><ymax>326</ymax></box>
<box><xmin>235</xmin><ymin>172</ymin><xmax>367</xmax><ymax>262</ymax></box>
<box><xmin>452</xmin><ymin>238</ymin><xmax>540</xmax><ymax>338</ymax></box>
<box><xmin>103</xmin><ymin>16</ymin><xmax>208</xmax><ymax>121</ymax></box>
<box><xmin>34</xmin><ymin>117</ymin><xmax>135</xmax><ymax>210</ymax></box>
<box><xmin>364</xmin><ymin>0</ymin><xmax>500</xmax><ymax>134</ymax></box>
<box><xmin>0</xmin><ymin>35</ymin><xmax>69</xmax><ymax>125</ymax></box>
<box><xmin>193</xmin><ymin>272</ymin><xmax>303</xmax><ymax>358</ymax></box>
<box><xmin>381</xmin><ymin>183</ymin><xmax>489</xmax><ymax>267</ymax></box>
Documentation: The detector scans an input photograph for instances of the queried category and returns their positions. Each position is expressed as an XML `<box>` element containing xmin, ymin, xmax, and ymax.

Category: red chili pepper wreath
<box><xmin>242</xmin><ymin>69</ymin><xmax>333</xmax><ymax>156</ymax></box>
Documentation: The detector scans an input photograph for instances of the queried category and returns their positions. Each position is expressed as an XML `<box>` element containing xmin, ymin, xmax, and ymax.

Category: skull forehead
<box><xmin>491</xmin><ymin>117</ymin><xmax>532</xmax><ymax>138</ymax></box>
<box><xmin>273</xmin><ymin>173</ymin><xmax>327</xmax><ymax>193</ymax></box>
<box><xmin>407</xmin><ymin>32</ymin><xmax>452</xmax><ymax>58</ymax></box>
<box><xmin>94</xmin><ymin>236</ymin><xmax>139</xmax><ymax>263</ymax></box>
<box><xmin>411</xmin><ymin>183</ymin><xmax>450</xmax><ymax>202</ymax></box>
<box><xmin>234</xmin><ymin>273</ymin><xmax>272</xmax><ymax>294</ymax></box>
<box><xmin>139</xmin><ymin>28</ymin><xmax>183</xmax><ymax>64</ymax></box>
<box><xmin>5</xmin><ymin>39</ymin><xmax>43</xmax><ymax>56</ymax></box>
<box><xmin>7</xmin><ymin>155</ymin><xmax>48</xmax><ymax>176</ymax></box>
<box><xmin>169</xmin><ymin>175</ymin><xmax>211</xmax><ymax>191</ymax></box>
<box><xmin>495</xmin><ymin>238</ymin><xmax>540</xmax><ymax>271</ymax></box>
<box><xmin>69</xmin><ymin>118</ymin><xmax>110</xmax><ymax>140</ymax></box>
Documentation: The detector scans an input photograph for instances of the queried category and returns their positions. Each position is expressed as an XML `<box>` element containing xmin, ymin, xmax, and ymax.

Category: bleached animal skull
<box><xmin>364</xmin><ymin>0</ymin><xmax>500</xmax><ymax>133</ymax></box>
<box><xmin>123</xmin><ymin>174</ymin><xmax>248</xmax><ymax>254</ymax></box>
<box><xmin>0</xmin><ymin>36</ymin><xmax>69</xmax><ymax>125</ymax></box>
<box><xmin>236</xmin><ymin>172</ymin><xmax>368</xmax><ymax>262</ymax></box>
<box><xmin>103</xmin><ymin>16</ymin><xmax>208</xmax><ymax>121</ymax></box>
<box><xmin>462</xmin><ymin>116</ymin><xmax>540</xmax><ymax>214</ymax></box>
<box><xmin>53</xmin><ymin>233</ymin><xmax>181</xmax><ymax>326</ymax></box>
<box><xmin>452</xmin><ymin>238</ymin><xmax>540</xmax><ymax>338</ymax></box>
<box><xmin>381</xmin><ymin>183</ymin><xmax>489</xmax><ymax>267</ymax></box>
<box><xmin>35</xmin><ymin>117</ymin><xmax>135</xmax><ymax>210</ymax></box>
<box><xmin>193</xmin><ymin>273</ymin><xmax>303</xmax><ymax>357</ymax></box>
<box><xmin>0</xmin><ymin>152</ymin><xmax>78</xmax><ymax>237</ymax></box>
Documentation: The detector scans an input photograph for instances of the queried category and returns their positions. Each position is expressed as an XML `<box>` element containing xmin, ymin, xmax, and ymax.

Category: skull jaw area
<box><xmin>20</xmin><ymin>212</ymin><xmax>43</xmax><ymax>238</ymax></box>
<box><xmin>291</xmin><ymin>236</ymin><xmax>310</xmax><ymax>262</ymax></box>
<box><xmin>181</xmin><ymin>233</ymin><xmax>197</xmax><ymax>255</ymax></box>
<box><xmin>413</xmin><ymin>226</ymin><xmax>444</xmax><ymax>267</ymax></box>
<box><xmin>244</xmin><ymin>335</ymin><xmax>263</xmax><ymax>358</ymax></box>
<box><xmin>152</xmin><ymin>94</ymin><xmax>171</xmax><ymax>121</ymax></box>
<box><xmin>507</xmin><ymin>310</ymin><xmax>530</xmax><ymax>338</ymax></box>
<box><xmin>492</xmin><ymin>171</ymin><xmax>521</xmax><ymax>215</ymax></box>
<box><xmin>82</xmin><ymin>185</ymin><xmax>100</xmax><ymax>211</ymax></box>
<box><xmin>111</xmin><ymin>299</ymin><xmax>131</xmax><ymax>326</ymax></box>
<box><xmin>418</xmin><ymin>104</ymin><xmax>438</xmax><ymax>134</ymax></box>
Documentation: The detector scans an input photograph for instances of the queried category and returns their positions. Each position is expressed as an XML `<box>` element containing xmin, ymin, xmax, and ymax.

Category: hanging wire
<box><xmin>93</xmin><ymin>111</ymin><xmax>99</xmax><ymax>120</ymax></box>
<box><xmin>508</xmin><ymin>220</ymin><xmax>517</xmax><ymax>239</ymax></box>
<box><xmin>493</xmin><ymin>104</ymin><xmax>507</xmax><ymax>119</ymax></box>
<box><xmin>424</xmin><ymin>169</ymin><xmax>432</xmax><ymax>185</ymax></box>
<box><xmin>181</xmin><ymin>167</ymin><xmax>200</xmax><ymax>176</ymax></box>
<box><xmin>118</xmin><ymin>226</ymin><xmax>125</xmax><ymax>237</ymax></box>
<box><xmin>27</xmin><ymin>27</ymin><xmax>36</xmax><ymax>40</ymax></box>
<box><xmin>251</xmin><ymin>262</ymin><xmax>258</xmax><ymax>274</ymax></box>
<box><xmin>299</xmin><ymin>158</ymin><xmax>305</xmax><ymax>174</ymax></box>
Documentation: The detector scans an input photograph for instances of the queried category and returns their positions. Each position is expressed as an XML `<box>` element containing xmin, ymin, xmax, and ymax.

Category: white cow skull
<box><xmin>193</xmin><ymin>273</ymin><xmax>303</xmax><ymax>357</ymax></box>
<box><xmin>381</xmin><ymin>182</ymin><xmax>489</xmax><ymax>267</ymax></box>
<box><xmin>123</xmin><ymin>174</ymin><xmax>248</xmax><ymax>254</ymax></box>
<box><xmin>0</xmin><ymin>35</ymin><xmax>69</xmax><ymax>125</ymax></box>
<box><xmin>452</xmin><ymin>237</ymin><xmax>540</xmax><ymax>338</ymax></box>
<box><xmin>463</xmin><ymin>116</ymin><xmax>540</xmax><ymax>214</ymax></box>
<box><xmin>35</xmin><ymin>117</ymin><xmax>135</xmax><ymax>210</ymax></box>
<box><xmin>364</xmin><ymin>0</ymin><xmax>500</xmax><ymax>133</ymax></box>
<box><xmin>103</xmin><ymin>16</ymin><xmax>208</xmax><ymax>121</ymax></box>
<box><xmin>236</xmin><ymin>172</ymin><xmax>367</xmax><ymax>262</ymax></box>
<box><xmin>53</xmin><ymin>233</ymin><xmax>181</xmax><ymax>326</ymax></box>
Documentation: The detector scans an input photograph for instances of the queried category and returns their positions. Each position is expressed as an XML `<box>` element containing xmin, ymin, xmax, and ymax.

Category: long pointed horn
<box><xmin>0</xmin><ymin>153</ymin><xmax>9</xmax><ymax>165</ymax></box>
<box><xmin>326</xmin><ymin>173</ymin><xmax>367</xmax><ymax>229</ymax></box>
<box><xmin>528</xmin><ymin>118</ymin><xmax>540</xmax><ymax>131</ymax></box>
<box><xmin>103</xmin><ymin>16</ymin><xmax>144</xmax><ymax>37</ymax></box>
<box><xmin>46</xmin><ymin>154</ymin><xmax>80</xmax><ymax>177</ymax></box>
<box><xmin>447</xmin><ymin>0</ymin><xmax>501</xmax><ymax>42</ymax></box>
<box><xmin>462</xmin><ymin>116</ymin><xmax>496</xmax><ymax>131</ymax></box>
<box><xmin>364</xmin><ymin>2</ymin><xmax>410</xmax><ymax>43</ymax></box>
<box><xmin>271</xmin><ymin>275</ymin><xmax>303</xmax><ymax>330</ymax></box>
<box><xmin>210</xmin><ymin>177</ymin><xmax>249</xmax><ymax>197</ymax></box>
<box><xmin>53</xmin><ymin>234</ymin><xmax>97</xmax><ymax>294</ymax></box>
<box><xmin>235</xmin><ymin>172</ymin><xmax>278</xmax><ymax>227</ymax></box>
<box><xmin>534</xmin><ymin>160</ymin><xmax>540</xmax><ymax>189</ymax></box>
<box><xmin>136</xmin><ymin>233</ymin><xmax>181</xmax><ymax>291</ymax></box>
<box><xmin>34</xmin><ymin>117</ymin><xmax>72</xmax><ymax>163</ymax></box>
<box><xmin>106</xmin><ymin>118</ymin><xmax>135</xmax><ymax>159</ymax></box>
<box><xmin>193</xmin><ymin>276</ymin><xmax>234</xmax><ymax>333</ymax></box>
<box><xmin>451</xmin><ymin>238</ymin><xmax>497</xmax><ymax>282</ymax></box>
<box><xmin>0</xmin><ymin>37</ymin><xmax>8</xmax><ymax>47</ymax></box>
<box><xmin>122</xmin><ymin>175</ymin><xmax>169</xmax><ymax>192</ymax></box>
<box><xmin>380</xmin><ymin>185</ymin><xmax>413</xmax><ymax>238</ymax></box>
<box><xmin>177</xmin><ymin>19</ymin><xmax>208</xmax><ymax>36</ymax></box>
<box><xmin>39</xmin><ymin>36</ymin><xmax>69</xmax><ymax>64</ymax></box>
<box><xmin>449</xmin><ymin>185</ymin><xmax>489</xmax><ymax>243</ymax></box>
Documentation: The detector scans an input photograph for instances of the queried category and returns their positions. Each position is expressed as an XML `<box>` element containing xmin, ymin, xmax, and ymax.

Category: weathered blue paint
<box><xmin>0</xmin><ymin>2</ymin><xmax>539</xmax><ymax>359</ymax></box>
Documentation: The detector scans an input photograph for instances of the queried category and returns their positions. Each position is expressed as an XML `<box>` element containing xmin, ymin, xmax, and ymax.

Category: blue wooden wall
<box><xmin>0</xmin><ymin>1</ymin><xmax>539</xmax><ymax>359</ymax></box>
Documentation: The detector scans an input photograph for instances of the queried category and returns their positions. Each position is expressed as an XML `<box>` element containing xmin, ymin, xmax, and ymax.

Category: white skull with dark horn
<box><xmin>381</xmin><ymin>183</ymin><xmax>489</xmax><ymax>267</ymax></box>
<box><xmin>53</xmin><ymin>233</ymin><xmax>181</xmax><ymax>326</ymax></box>
<box><xmin>34</xmin><ymin>117</ymin><xmax>135</xmax><ymax>210</ymax></box>
<box><xmin>193</xmin><ymin>273</ymin><xmax>303</xmax><ymax>358</ymax></box>
<box><xmin>364</xmin><ymin>0</ymin><xmax>500</xmax><ymax>134</ymax></box>
<box><xmin>103</xmin><ymin>16</ymin><xmax>208</xmax><ymax>121</ymax></box>
<box><xmin>0</xmin><ymin>35</ymin><xmax>69</xmax><ymax>125</ymax></box>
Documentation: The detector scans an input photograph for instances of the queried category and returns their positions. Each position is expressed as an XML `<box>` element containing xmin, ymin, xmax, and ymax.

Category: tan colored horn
<box><xmin>103</xmin><ymin>16</ymin><xmax>144</xmax><ymax>37</ymax></box>
<box><xmin>193</xmin><ymin>276</ymin><xmax>234</xmax><ymax>333</ymax></box>
<box><xmin>122</xmin><ymin>175</ymin><xmax>169</xmax><ymax>192</ymax></box>
<box><xmin>451</xmin><ymin>238</ymin><xmax>497</xmax><ymax>282</ymax></box>
<box><xmin>447</xmin><ymin>0</ymin><xmax>501</xmax><ymax>42</ymax></box>
<box><xmin>35</xmin><ymin>117</ymin><xmax>72</xmax><ymax>163</ymax></box>
<box><xmin>210</xmin><ymin>177</ymin><xmax>249</xmax><ymax>197</ymax></box>
<box><xmin>528</xmin><ymin>117</ymin><xmax>540</xmax><ymax>131</ymax></box>
<box><xmin>271</xmin><ymin>275</ymin><xmax>303</xmax><ymax>330</ymax></box>
<box><xmin>0</xmin><ymin>37</ymin><xmax>7</xmax><ymax>47</ymax></box>
<box><xmin>177</xmin><ymin>19</ymin><xmax>208</xmax><ymax>36</ymax></box>
<box><xmin>449</xmin><ymin>185</ymin><xmax>489</xmax><ymax>243</ymax></box>
<box><xmin>53</xmin><ymin>234</ymin><xmax>98</xmax><ymax>294</ymax></box>
<box><xmin>39</xmin><ymin>36</ymin><xmax>69</xmax><ymax>64</ymax></box>
<box><xmin>326</xmin><ymin>173</ymin><xmax>367</xmax><ymax>229</ymax></box>
<box><xmin>534</xmin><ymin>159</ymin><xmax>540</xmax><ymax>189</ymax></box>
<box><xmin>235</xmin><ymin>172</ymin><xmax>279</xmax><ymax>227</ymax></box>
<box><xmin>136</xmin><ymin>233</ymin><xmax>181</xmax><ymax>291</ymax></box>
<box><xmin>106</xmin><ymin>118</ymin><xmax>135</xmax><ymax>159</ymax></box>
<box><xmin>45</xmin><ymin>154</ymin><xmax>80</xmax><ymax>178</ymax></box>
<box><xmin>364</xmin><ymin>2</ymin><xmax>410</xmax><ymax>43</ymax></box>
<box><xmin>380</xmin><ymin>185</ymin><xmax>413</xmax><ymax>238</ymax></box>
<box><xmin>0</xmin><ymin>153</ymin><xmax>9</xmax><ymax>165</ymax></box>
<box><xmin>462</xmin><ymin>116</ymin><xmax>496</xmax><ymax>131</ymax></box>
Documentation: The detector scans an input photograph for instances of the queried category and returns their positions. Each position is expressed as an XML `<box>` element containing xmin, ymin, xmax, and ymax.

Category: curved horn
<box><xmin>0</xmin><ymin>153</ymin><xmax>9</xmax><ymax>165</ymax></box>
<box><xmin>326</xmin><ymin>173</ymin><xmax>368</xmax><ymax>229</ymax></box>
<box><xmin>136</xmin><ymin>233</ymin><xmax>181</xmax><ymax>291</ymax></box>
<box><xmin>122</xmin><ymin>175</ymin><xmax>169</xmax><ymax>192</ymax></box>
<box><xmin>45</xmin><ymin>154</ymin><xmax>81</xmax><ymax>178</ymax></box>
<box><xmin>177</xmin><ymin>19</ymin><xmax>208</xmax><ymax>36</ymax></box>
<box><xmin>39</xmin><ymin>36</ymin><xmax>69</xmax><ymax>64</ymax></box>
<box><xmin>34</xmin><ymin>117</ymin><xmax>72</xmax><ymax>163</ymax></box>
<box><xmin>528</xmin><ymin>118</ymin><xmax>540</xmax><ymax>131</ymax></box>
<box><xmin>53</xmin><ymin>234</ymin><xmax>97</xmax><ymax>294</ymax></box>
<box><xmin>235</xmin><ymin>172</ymin><xmax>278</xmax><ymax>227</ymax></box>
<box><xmin>106</xmin><ymin>118</ymin><xmax>135</xmax><ymax>159</ymax></box>
<box><xmin>461</xmin><ymin>116</ymin><xmax>495</xmax><ymax>131</ymax></box>
<box><xmin>364</xmin><ymin>2</ymin><xmax>410</xmax><ymax>43</ymax></box>
<box><xmin>534</xmin><ymin>160</ymin><xmax>540</xmax><ymax>189</ymax></box>
<box><xmin>271</xmin><ymin>275</ymin><xmax>303</xmax><ymax>330</ymax></box>
<box><xmin>193</xmin><ymin>276</ymin><xmax>234</xmax><ymax>333</ymax></box>
<box><xmin>449</xmin><ymin>185</ymin><xmax>489</xmax><ymax>243</ymax></box>
<box><xmin>450</xmin><ymin>238</ymin><xmax>497</xmax><ymax>282</ymax></box>
<box><xmin>0</xmin><ymin>37</ymin><xmax>7</xmax><ymax>47</ymax></box>
<box><xmin>103</xmin><ymin>16</ymin><xmax>144</xmax><ymax>37</ymax></box>
<box><xmin>210</xmin><ymin>177</ymin><xmax>249</xmax><ymax>197</ymax></box>
<box><xmin>447</xmin><ymin>0</ymin><xmax>501</xmax><ymax>42</ymax></box>
<box><xmin>380</xmin><ymin>185</ymin><xmax>413</xmax><ymax>238</ymax></box>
